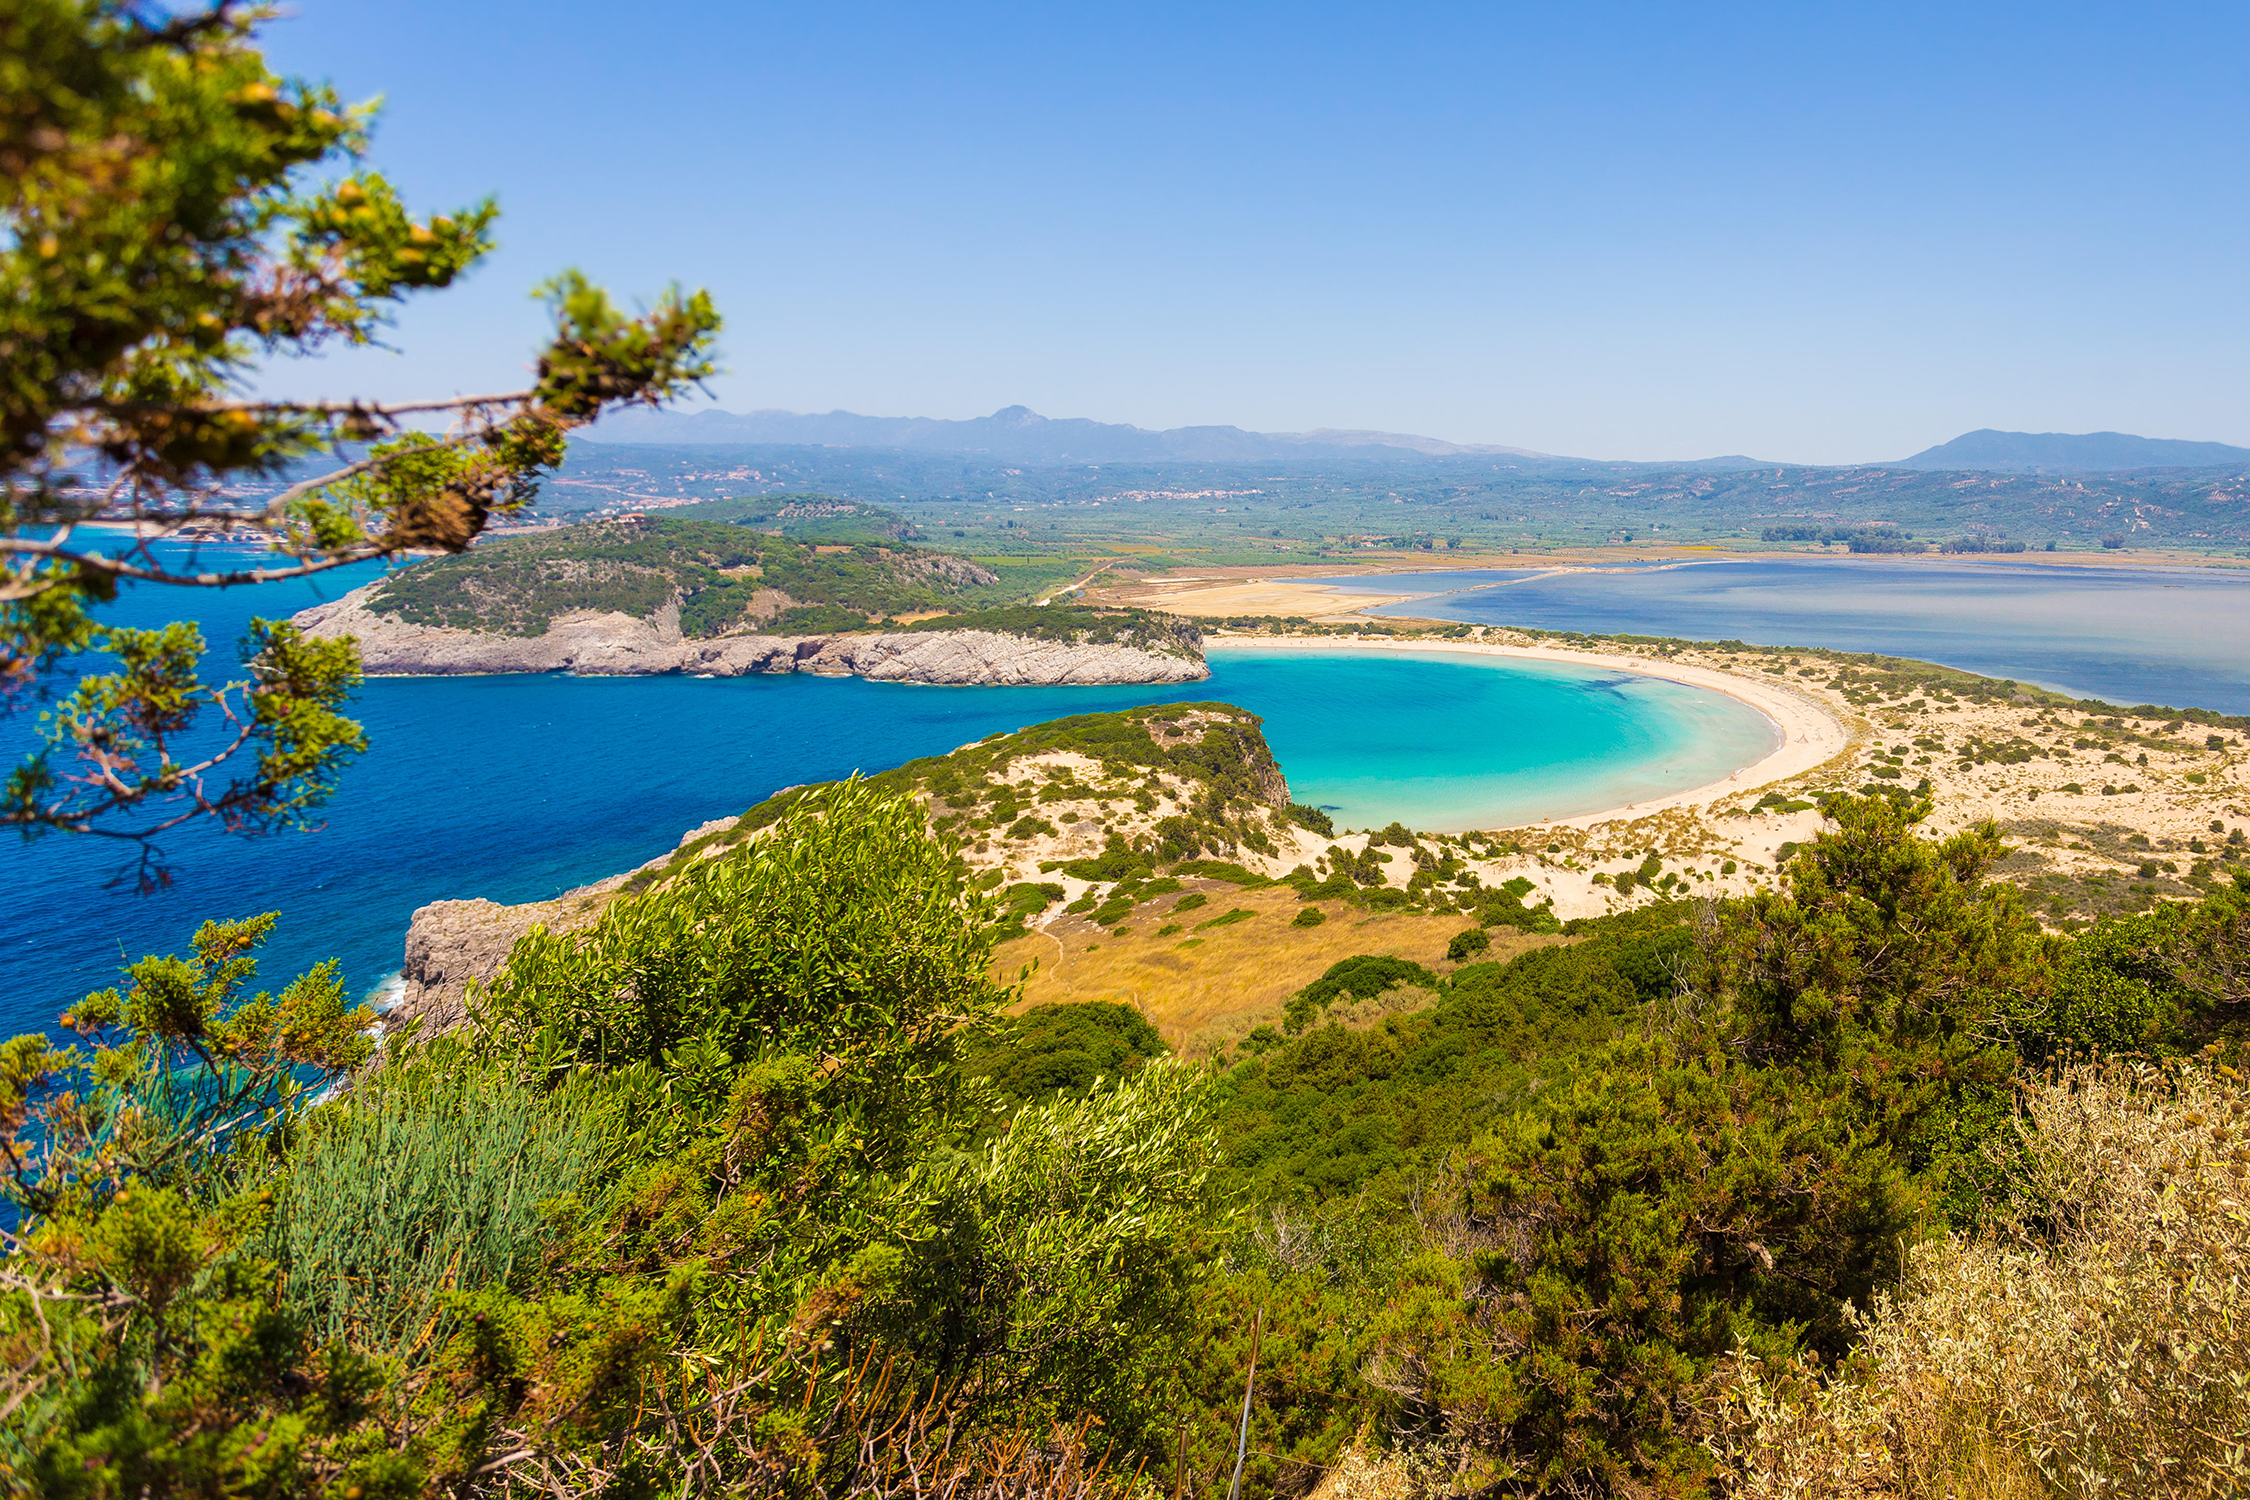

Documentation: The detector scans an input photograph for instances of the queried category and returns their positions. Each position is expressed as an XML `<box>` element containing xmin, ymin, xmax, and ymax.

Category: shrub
<box><xmin>928</xmin><ymin>1063</ymin><xmax>1222</xmax><ymax>1434</ymax></box>
<box><xmin>478</xmin><ymin>778</ymin><xmax>1002</xmax><ymax>1099</ymax></box>
<box><xmin>1447</xmin><ymin>927</ymin><xmax>1492</xmax><ymax>961</ymax></box>
<box><xmin>1285</xmin><ymin>955</ymin><xmax>1441</xmax><ymax>1034</ymax></box>
<box><xmin>1711</xmin><ymin>1056</ymin><xmax>2250</xmax><ymax>1500</ymax></box>
<box><xmin>994</xmin><ymin>879</ymin><xmax>1065</xmax><ymax>934</ymax></box>
<box><xmin>961</xmin><ymin>1002</ymin><xmax>1169</xmax><ymax>1104</ymax></box>
<box><xmin>1356</xmin><ymin>799</ymin><xmax>2043</xmax><ymax>1494</ymax></box>
<box><xmin>253</xmin><ymin>1046</ymin><xmax>613</xmax><ymax>1354</ymax></box>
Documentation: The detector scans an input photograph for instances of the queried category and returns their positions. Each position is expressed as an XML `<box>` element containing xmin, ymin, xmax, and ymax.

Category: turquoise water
<box><xmin>1206</xmin><ymin>646</ymin><xmax>1776</xmax><ymax>833</ymax></box>
<box><xmin>1347</xmin><ymin>558</ymin><xmax>2250</xmax><ymax>713</ymax></box>
<box><xmin>0</xmin><ymin>556</ymin><xmax>1769</xmax><ymax>1038</ymax></box>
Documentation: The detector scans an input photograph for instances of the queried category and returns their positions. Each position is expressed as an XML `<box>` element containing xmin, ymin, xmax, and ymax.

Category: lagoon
<box><xmin>1351</xmin><ymin>558</ymin><xmax>2250</xmax><ymax>714</ymax></box>
<box><xmin>19</xmin><ymin>548</ymin><xmax>2250</xmax><ymax>1043</ymax></box>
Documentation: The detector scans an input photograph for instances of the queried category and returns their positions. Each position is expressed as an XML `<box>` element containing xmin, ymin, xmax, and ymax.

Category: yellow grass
<box><xmin>990</xmin><ymin>882</ymin><xmax>1561</xmax><ymax>1057</ymax></box>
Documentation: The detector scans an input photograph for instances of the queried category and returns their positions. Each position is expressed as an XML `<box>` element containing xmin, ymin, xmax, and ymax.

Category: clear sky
<box><xmin>257</xmin><ymin>1</ymin><xmax>2250</xmax><ymax>464</ymax></box>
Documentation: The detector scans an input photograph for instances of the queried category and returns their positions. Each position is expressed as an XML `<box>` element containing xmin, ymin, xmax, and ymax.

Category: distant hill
<box><xmin>1894</xmin><ymin>429</ymin><xmax>2250</xmax><ymax>473</ymax></box>
<box><xmin>584</xmin><ymin>404</ymin><xmax>1560</xmax><ymax>465</ymax></box>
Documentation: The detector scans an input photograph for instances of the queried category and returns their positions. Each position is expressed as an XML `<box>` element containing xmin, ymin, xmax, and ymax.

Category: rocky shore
<box><xmin>290</xmin><ymin>581</ymin><xmax>1210</xmax><ymax>686</ymax></box>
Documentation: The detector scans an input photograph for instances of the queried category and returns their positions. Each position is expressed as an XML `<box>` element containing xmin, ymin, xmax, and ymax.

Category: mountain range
<box><xmin>584</xmin><ymin>406</ymin><xmax>2250</xmax><ymax>474</ymax></box>
<box><xmin>582</xmin><ymin>404</ymin><xmax>1568</xmax><ymax>465</ymax></box>
<box><xmin>1890</xmin><ymin>429</ymin><xmax>2250</xmax><ymax>473</ymax></box>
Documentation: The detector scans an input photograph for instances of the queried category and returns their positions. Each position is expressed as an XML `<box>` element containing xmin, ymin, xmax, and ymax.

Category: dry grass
<box><xmin>1709</xmin><ymin>1056</ymin><xmax>2250</xmax><ymax>1500</ymax></box>
<box><xmin>990</xmin><ymin>884</ymin><xmax>1562</xmax><ymax>1057</ymax></box>
<box><xmin>1300</xmin><ymin>1441</ymin><xmax>1456</xmax><ymax>1500</ymax></box>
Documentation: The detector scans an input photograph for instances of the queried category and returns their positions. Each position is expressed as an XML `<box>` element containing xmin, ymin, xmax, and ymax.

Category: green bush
<box><xmin>921</xmin><ymin>1063</ymin><xmax>1222</xmax><ymax>1435</ymax></box>
<box><xmin>478</xmin><ymin>778</ymin><xmax>1000</xmax><ymax>1095</ymax></box>
<box><xmin>993</xmin><ymin>879</ymin><xmax>1064</xmax><ymax>934</ymax></box>
<box><xmin>1361</xmin><ymin>797</ymin><xmax>2042</xmax><ymax>1493</ymax></box>
<box><xmin>252</xmin><ymin>1045</ymin><xmax>613</xmax><ymax>1353</ymax></box>
<box><xmin>960</xmin><ymin>1002</ymin><xmax>1168</xmax><ymax>1104</ymax></box>
<box><xmin>1446</xmin><ymin>926</ymin><xmax>1492</xmax><ymax>961</ymax></box>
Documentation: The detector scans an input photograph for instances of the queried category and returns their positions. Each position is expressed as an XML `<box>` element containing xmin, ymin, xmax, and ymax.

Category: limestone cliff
<box><xmin>291</xmin><ymin>581</ymin><xmax>1209</xmax><ymax>686</ymax></box>
<box><xmin>393</xmin><ymin>895</ymin><xmax>588</xmax><ymax>1035</ymax></box>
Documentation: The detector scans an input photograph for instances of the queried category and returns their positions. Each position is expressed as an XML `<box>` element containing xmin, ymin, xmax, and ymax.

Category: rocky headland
<box><xmin>383</xmin><ymin>704</ymin><xmax>1315</xmax><ymax>1036</ymax></box>
<box><xmin>290</xmin><ymin>580</ymin><xmax>1210</xmax><ymax>686</ymax></box>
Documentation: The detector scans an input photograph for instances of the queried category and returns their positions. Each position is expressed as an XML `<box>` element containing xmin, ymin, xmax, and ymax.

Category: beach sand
<box><xmin>1205</xmin><ymin>635</ymin><xmax>1848</xmax><ymax>826</ymax></box>
<box><xmin>1191</xmin><ymin>627</ymin><xmax>2244</xmax><ymax>929</ymax></box>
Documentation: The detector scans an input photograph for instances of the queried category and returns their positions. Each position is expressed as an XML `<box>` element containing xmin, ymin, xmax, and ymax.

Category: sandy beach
<box><xmin>1205</xmin><ymin>634</ymin><xmax>1852</xmax><ymax>826</ymax></box>
<box><xmin>1186</xmin><ymin>623</ymin><xmax>2245</xmax><ymax>927</ymax></box>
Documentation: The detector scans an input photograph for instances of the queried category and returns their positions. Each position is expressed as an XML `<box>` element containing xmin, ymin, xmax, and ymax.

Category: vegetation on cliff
<box><xmin>660</xmin><ymin>702</ymin><xmax>1307</xmax><ymax>897</ymax></box>
<box><xmin>365</xmin><ymin>516</ymin><xmax>1002</xmax><ymax>637</ymax></box>
<box><xmin>360</xmin><ymin>516</ymin><xmax>1206</xmax><ymax>656</ymax></box>
<box><xmin>900</xmin><ymin>603</ymin><xmax>1205</xmax><ymax>657</ymax></box>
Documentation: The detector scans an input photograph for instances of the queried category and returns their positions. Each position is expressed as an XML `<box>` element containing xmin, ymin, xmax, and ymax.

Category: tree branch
<box><xmin>0</xmin><ymin>538</ymin><xmax>394</xmax><ymax>592</ymax></box>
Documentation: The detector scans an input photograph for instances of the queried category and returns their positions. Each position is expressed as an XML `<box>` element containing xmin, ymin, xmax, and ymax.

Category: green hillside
<box><xmin>366</xmin><ymin>516</ymin><xmax>1005</xmax><ymax>637</ymax></box>
<box><xmin>20</xmin><ymin>772</ymin><xmax>2247</xmax><ymax>1495</ymax></box>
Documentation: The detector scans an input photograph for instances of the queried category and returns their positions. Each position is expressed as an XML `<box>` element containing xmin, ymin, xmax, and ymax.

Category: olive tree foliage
<box><xmin>0</xmin><ymin>1</ymin><xmax>721</xmax><ymax>862</ymax></box>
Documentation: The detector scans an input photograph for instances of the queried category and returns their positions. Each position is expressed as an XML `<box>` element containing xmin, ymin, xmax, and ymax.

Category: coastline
<box><xmin>1204</xmin><ymin>634</ymin><xmax>1851</xmax><ymax>829</ymax></box>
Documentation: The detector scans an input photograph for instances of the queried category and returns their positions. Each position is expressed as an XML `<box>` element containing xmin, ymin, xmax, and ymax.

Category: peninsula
<box><xmin>291</xmin><ymin>513</ymin><xmax>1210</xmax><ymax>686</ymax></box>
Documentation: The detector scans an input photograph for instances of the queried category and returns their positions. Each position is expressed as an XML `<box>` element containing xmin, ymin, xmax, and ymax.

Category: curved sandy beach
<box><xmin>1204</xmin><ymin>634</ymin><xmax>1850</xmax><ymax>829</ymax></box>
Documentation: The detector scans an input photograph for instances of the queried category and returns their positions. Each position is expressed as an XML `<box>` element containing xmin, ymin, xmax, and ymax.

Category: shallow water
<box><xmin>1348</xmin><ymin>558</ymin><xmax>2250</xmax><ymax>713</ymax></box>
<box><xmin>2</xmin><ymin>571</ymin><xmax>1767</xmax><ymax>1037</ymax></box>
<box><xmin>1206</xmin><ymin>646</ymin><xmax>1774</xmax><ymax>835</ymax></box>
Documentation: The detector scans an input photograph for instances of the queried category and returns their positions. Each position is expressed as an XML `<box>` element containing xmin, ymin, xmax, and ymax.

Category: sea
<box><xmin>8</xmin><ymin>549</ymin><xmax>2248</xmax><ymax>1041</ymax></box>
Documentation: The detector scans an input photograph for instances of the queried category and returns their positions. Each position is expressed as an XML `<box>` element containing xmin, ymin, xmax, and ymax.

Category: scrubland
<box><xmin>7</xmin><ymin>677</ymin><xmax>2249</xmax><ymax>1500</ymax></box>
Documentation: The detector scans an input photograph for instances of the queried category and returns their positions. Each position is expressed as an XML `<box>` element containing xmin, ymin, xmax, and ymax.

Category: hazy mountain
<box><xmin>582</xmin><ymin>404</ymin><xmax>1560</xmax><ymax>464</ymax></box>
<box><xmin>1894</xmin><ymin>429</ymin><xmax>2250</xmax><ymax>473</ymax></box>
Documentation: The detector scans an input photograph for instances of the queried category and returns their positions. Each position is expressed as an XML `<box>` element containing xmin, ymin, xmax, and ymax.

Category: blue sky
<box><xmin>258</xmin><ymin>1</ymin><xmax>2250</xmax><ymax>463</ymax></box>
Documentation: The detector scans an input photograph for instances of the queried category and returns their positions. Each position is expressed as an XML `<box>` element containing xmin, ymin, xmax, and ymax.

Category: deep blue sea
<box><xmin>1347</xmin><ymin>558</ymin><xmax>2250</xmax><ymax>714</ymax></box>
<box><xmin>0</xmin><ymin>555</ymin><xmax>1768</xmax><ymax>1039</ymax></box>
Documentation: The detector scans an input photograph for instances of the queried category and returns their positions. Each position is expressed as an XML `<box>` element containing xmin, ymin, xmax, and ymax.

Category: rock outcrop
<box><xmin>385</xmin><ymin>813</ymin><xmax>746</xmax><ymax>1033</ymax></box>
<box><xmin>391</xmin><ymin>895</ymin><xmax>592</xmax><ymax>1035</ymax></box>
<box><xmin>291</xmin><ymin>582</ymin><xmax>1208</xmax><ymax>686</ymax></box>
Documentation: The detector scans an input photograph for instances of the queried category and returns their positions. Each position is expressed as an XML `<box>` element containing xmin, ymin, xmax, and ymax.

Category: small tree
<box><xmin>1362</xmin><ymin>797</ymin><xmax>2050</xmax><ymax>1495</ymax></box>
<box><xmin>1</xmin><ymin>1</ymin><xmax>720</xmax><ymax>871</ymax></box>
